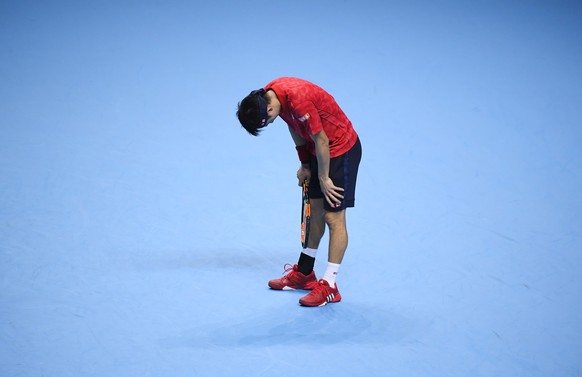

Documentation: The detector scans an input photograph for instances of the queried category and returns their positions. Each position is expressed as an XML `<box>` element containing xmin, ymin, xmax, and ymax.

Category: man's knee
<box><xmin>324</xmin><ymin>210</ymin><xmax>346</xmax><ymax>228</ymax></box>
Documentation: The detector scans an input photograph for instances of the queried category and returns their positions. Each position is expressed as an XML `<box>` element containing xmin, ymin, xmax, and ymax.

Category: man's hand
<box><xmin>297</xmin><ymin>165</ymin><xmax>311</xmax><ymax>186</ymax></box>
<box><xmin>319</xmin><ymin>176</ymin><xmax>344</xmax><ymax>208</ymax></box>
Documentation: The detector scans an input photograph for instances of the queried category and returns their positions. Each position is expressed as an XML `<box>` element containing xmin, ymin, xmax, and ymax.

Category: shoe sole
<box><xmin>299</xmin><ymin>301</ymin><xmax>340</xmax><ymax>307</ymax></box>
<box><xmin>299</xmin><ymin>297</ymin><xmax>341</xmax><ymax>307</ymax></box>
<box><xmin>268</xmin><ymin>285</ymin><xmax>315</xmax><ymax>291</ymax></box>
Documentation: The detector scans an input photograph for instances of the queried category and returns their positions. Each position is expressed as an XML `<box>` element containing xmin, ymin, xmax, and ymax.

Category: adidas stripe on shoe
<box><xmin>299</xmin><ymin>279</ymin><xmax>341</xmax><ymax>307</ymax></box>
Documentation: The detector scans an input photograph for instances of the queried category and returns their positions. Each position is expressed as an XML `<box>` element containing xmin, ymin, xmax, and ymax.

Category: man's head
<box><xmin>237</xmin><ymin>89</ymin><xmax>279</xmax><ymax>136</ymax></box>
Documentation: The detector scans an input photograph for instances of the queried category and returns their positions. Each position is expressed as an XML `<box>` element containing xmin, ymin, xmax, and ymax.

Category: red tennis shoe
<box><xmin>268</xmin><ymin>264</ymin><xmax>318</xmax><ymax>290</ymax></box>
<box><xmin>299</xmin><ymin>279</ymin><xmax>341</xmax><ymax>307</ymax></box>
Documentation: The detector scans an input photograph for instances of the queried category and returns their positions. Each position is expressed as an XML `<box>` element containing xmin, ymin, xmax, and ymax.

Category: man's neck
<box><xmin>266</xmin><ymin>90</ymin><xmax>282</xmax><ymax>115</ymax></box>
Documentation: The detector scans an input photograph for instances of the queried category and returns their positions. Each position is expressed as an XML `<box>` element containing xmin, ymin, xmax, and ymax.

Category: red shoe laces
<box><xmin>309</xmin><ymin>280</ymin><xmax>329</xmax><ymax>297</ymax></box>
<box><xmin>282</xmin><ymin>263</ymin><xmax>294</xmax><ymax>276</ymax></box>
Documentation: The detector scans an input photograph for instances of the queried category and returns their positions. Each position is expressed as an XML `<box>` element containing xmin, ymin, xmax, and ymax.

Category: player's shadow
<box><xmin>160</xmin><ymin>301</ymin><xmax>417</xmax><ymax>349</ymax></box>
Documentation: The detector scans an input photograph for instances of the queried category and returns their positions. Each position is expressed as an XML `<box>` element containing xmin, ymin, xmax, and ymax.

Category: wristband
<box><xmin>295</xmin><ymin>144</ymin><xmax>310</xmax><ymax>163</ymax></box>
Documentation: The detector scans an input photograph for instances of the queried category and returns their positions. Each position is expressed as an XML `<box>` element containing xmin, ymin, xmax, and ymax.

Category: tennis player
<box><xmin>237</xmin><ymin>77</ymin><xmax>362</xmax><ymax>306</ymax></box>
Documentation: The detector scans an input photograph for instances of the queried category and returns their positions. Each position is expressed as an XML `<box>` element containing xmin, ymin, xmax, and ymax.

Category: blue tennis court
<box><xmin>1</xmin><ymin>1</ymin><xmax>581</xmax><ymax>376</ymax></box>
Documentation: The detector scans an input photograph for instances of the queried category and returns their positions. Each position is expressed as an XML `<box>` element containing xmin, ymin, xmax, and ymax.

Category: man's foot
<box><xmin>299</xmin><ymin>279</ymin><xmax>341</xmax><ymax>307</ymax></box>
<box><xmin>268</xmin><ymin>264</ymin><xmax>318</xmax><ymax>290</ymax></box>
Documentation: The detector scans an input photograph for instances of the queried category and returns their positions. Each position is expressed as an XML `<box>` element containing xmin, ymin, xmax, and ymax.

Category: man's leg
<box><xmin>299</xmin><ymin>209</ymin><xmax>348</xmax><ymax>306</ymax></box>
<box><xmin>297</xmin><ymin>198</ymin><xmax>324</xmax><ymax>275</ymax></box>
<box><xmin>268</xmin><ymin>199</ymin><xmax>325</xmax><ymax>290</ymax></box>
<box><xmin>307</xmin><ymin>198</ymin><xmax>325</xmax><ymax>249</ymax></box>
<box><xmin>324</xmin><ymin>209</ymin><xmax>347</xmax><ymax>264</ymax></box>
<box><xmin>297</xmin><ymin>209</ymin><xmax>347</xmax><ymax>306</ymax></box>
<box><xmin>298</xmin><ymin>138</ymin><xmax>360</xmax><ymax>305</ymax></box>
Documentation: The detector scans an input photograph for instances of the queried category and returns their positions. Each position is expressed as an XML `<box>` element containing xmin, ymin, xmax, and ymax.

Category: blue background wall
<box><xmin>1</xmin><ymin>0</ymin><xmax>581</xmax><ymax>375</ymax></box>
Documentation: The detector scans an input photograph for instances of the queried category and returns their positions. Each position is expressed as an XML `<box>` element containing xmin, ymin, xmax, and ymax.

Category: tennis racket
<box><xmin>301</xmin><ymin>180</ymin><xmax>311</xmax><ymax>249</ymax></box>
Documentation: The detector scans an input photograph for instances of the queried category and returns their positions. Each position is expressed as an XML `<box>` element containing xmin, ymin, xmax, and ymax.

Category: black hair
<box><xmin>236</xmin><ymin>90</ymin><xmax>268</xmax><ymax>136</ymax></box>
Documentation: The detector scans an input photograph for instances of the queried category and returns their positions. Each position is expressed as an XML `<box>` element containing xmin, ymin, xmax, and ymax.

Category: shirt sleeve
<box><xmin>294</xmin><ymin>101</ymin><xmax>322</xmax><ymax>136</ymax></box>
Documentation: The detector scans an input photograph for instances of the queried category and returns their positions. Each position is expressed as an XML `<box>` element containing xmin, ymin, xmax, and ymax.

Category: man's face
<box><xmin>265</xmin><ymin>101</ymin><xmax>281</xmax><ymax>125</ymax></box>
<box><xmin>265</xmin><ymin>113</ymin><xmax>277</xmax><ymax>125</ymax></box>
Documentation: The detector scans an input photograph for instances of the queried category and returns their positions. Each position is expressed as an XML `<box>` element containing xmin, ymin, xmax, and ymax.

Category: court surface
<box><xmin>1</xmin><ymin>1</ymin><xmax>581</xmax><ymax>376</ymax></box>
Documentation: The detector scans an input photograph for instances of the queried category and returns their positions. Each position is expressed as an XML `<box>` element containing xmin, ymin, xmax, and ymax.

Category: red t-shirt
<box><xmin>264</xmin><ymin>77</ymin><xmax>358</xmax><ymax>158</ymax></box>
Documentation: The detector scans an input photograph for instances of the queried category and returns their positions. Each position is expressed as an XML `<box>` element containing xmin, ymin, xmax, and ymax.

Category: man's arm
<box><xmin>311</xmin><ymin>130</ymin><xmax>344</xmax><ymax>208</ymax></box>
<box><xmin>288</xmin><ymin>125</ymin><xmax>306</xmax><ymax>147</ymax></box>
<box><xmin>288</xmin><ymin>126</ymin><xmax>311</xmax><ymax>185</ymax></box>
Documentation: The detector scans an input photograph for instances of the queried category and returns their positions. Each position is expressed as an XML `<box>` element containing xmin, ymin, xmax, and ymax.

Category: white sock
<box><xmin>322</xmin><ymin>262</ymin><xmax>340</xmax><ymax>287</ymax></box>
<box><xmin>302</xmin><ymin>247</ymin><xmax>317</xmax><ymax>258</ymax></box>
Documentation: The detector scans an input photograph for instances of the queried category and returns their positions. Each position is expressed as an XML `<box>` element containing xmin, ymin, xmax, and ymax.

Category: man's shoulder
<box><xmin>267</xmin><ymin>77</ymin><xmax>318</xmax><ymax>94</ymax></box>
<box><xmin>267</xmin><ymin>78</ymin><xmax>315</xmax><ymax>110</ymax></box>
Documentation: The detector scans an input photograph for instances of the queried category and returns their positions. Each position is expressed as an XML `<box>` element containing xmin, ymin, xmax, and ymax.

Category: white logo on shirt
<box><xmin>298</xmin><ymin>113</ymin><xmax>310</xmax><ymax>122</ymax></box>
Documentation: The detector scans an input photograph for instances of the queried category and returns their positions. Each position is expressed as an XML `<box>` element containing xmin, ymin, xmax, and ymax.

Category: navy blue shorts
<box><xmin>308</xmin><ymin>137</ymin><xmax>362</xmax><ymax>212</ymax></box>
